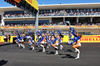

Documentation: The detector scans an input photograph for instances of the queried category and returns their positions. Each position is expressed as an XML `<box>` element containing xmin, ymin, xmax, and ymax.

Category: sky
<box><xmin>0</xmin><ymin>0</ymin><xmax>100</xmax><ymax>7</ymax></box>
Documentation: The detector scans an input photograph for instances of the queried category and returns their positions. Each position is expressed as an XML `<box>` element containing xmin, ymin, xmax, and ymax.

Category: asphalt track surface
<box><xmin>0</xmin><ymin>43</ymin><xmax>100</xmax><ymax>66</ymax></box>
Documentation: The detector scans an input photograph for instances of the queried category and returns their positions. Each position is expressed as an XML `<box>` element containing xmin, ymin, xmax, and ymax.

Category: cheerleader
<box><xmin>50</xmin><ymin>30</ymin><xmax>55</xmax><ymax>46</ymax></box>
<box><xmin>40</xmin><ymin>33</ymin><xmax>46</xmax><ymax>52</ymax></box>
<box><xmin>46</xmin><ymin>32</ymin><xmax>50</xmax><ymax>48</ymax></box>
<box><xmin>15</xmin><ymin>34</ymin><xmax>20</xmax><ymax>47</ymax></box>
<box><xmin>58</xmin><ymin>29</ymin><xmax>64</xmax><ymax>50</ymax></box>
<box><xmin>20</xmin><ymin>34</ymin><xmax>25</xmax><ymax>48</ymax></box>
<box><xmin>58</xmin><ymin>34</ymin><xmax>64</xmax><ymax>50</ymax></box>
<box><xmin>28</xmin><ymin>34</ymin><xmax>35</xmax><ymax>50</ymax></box>
<box><xmin>68</xmin><ymin>30</ymin><xmax>72</xmax><ymax>44</ymax></box>
<box><xmin>27</xmin><ymin>30</ymin><xmax>34</xmax><ymax>50</ymax></box>
<box><xmin>36</xmin><ymin>35</ymin><xmax>41</xmax><ymax>47</ymax></box>
<box><xmin>72</xmin><ymin>32</ymin><xmax>82</xmax><ymax>59</ymax></box>
<box><xmin>36</xmin><ymin>30</ymin><xmax>42</xmax><ymax>47</ymax></box>
<box><xmin>51</xmin><ymin>34</ymin><xmax>59</xmax><ymax>55</ymax></box>
<box><xmin>69</xmin><ymin>27</ymin><xmax>82</xmax><ymax>59</ymax></box>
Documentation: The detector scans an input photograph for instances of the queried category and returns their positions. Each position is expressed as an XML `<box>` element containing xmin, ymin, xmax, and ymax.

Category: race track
<box><xmin>0</xmin><ymin>43</ymin><xmax>100</xmax><ymax>66</ymax></box>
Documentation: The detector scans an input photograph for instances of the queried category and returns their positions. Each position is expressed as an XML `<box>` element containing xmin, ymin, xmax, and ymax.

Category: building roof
<box><xmin>39</xmin><ymin>3</ymin><xmax>100</xmax><ymax>10</ymax></box>
<box><xmin>0</xmin><ymin>7</ymin><xmax>22</xmax><ymax>12</ymax></box>
<box><xmin>0</xmin><ymin>3</ymin><xmax>100</xmax><ymax>12</ymax></box>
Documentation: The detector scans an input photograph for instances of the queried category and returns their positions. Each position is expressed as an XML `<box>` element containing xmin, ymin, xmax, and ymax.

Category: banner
<box><xmin>10</xmin><ymin>36</ymin><xmax>17</xmax><ymax>43</ymax></box>
<box><xmin>0</xmin><ymin>35</ymin><xmax>100</xmax><ymax>43</ymax></box>
<box><xmin>80</xmin><ymin>35</ymin><xmax>100</xmax><ymax>43</ymax></box>
<box><xmin>61</xmin><ymin>35</ymin><xmax>100</xmax><ymax>43</ymax></box>
<box><xmin>0</xmin><ymin>36</ymin><xmax>4</xmax><ymax>42</ymax></box>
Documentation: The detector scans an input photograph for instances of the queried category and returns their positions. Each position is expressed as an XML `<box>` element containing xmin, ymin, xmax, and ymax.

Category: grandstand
<box><xmin>0</xmin><ymin>3</ymin><xmax>100</xmax><ymax>35</ymax></box>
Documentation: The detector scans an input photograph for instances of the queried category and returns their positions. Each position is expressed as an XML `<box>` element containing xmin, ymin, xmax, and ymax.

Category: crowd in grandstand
<box><xmin>3</xmin><ymin>9</ymin><xmax>100</xmax><ymax>26</ymax></box>
<box><xmin>4</xmin><ymin>9</ymin><xmax>100</xmax><ymax>18</ymax></box>
<box><xmin>4</xmin><ymin>13</ymin><xmax>34</xmax><ymax>18</ymax></box>
<box><xmin>39</xmin><ymin>10</ymin><xmax>100</xmax><ymax>16</ymax></box>
<box><xmin>4</xmin><ymin>22</ymin><xmax>100</xmax><ymax>27</ymax></box>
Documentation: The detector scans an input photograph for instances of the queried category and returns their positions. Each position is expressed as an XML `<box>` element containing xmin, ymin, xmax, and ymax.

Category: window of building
<box><xmin>47</xmin><ymin>10</ymin><xmax>50</xmax><ymax>13</ymax></box>
<box><xmin>50</xmin><ymin>10</ymin><xmax>52</xmax><ymax>13</ymax></box>
<box><xmin>98</xmin><ymin>8</ymin><xmax>100</xmax><ymax>12</ymax></box>
<box><xmin>5</xmin><ymin>20</ymin><xmax>49</xmax><ymax>25</ymax></box>
<box><xmin>4</xmin><ymin>11</ymin><xmax>24</xmax><ymax>14</ymax></box>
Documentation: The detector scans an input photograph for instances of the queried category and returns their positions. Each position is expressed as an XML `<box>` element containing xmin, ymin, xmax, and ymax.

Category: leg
<box><xmin>18</xmin><ymin>40</ymin><xmax>22</xmax><ymax>47</ymax></box>
<box><xmin>15</xmin><ymin>40</ymin><xmax>19</xmax><ymax>46</ymax></box>
<box><xmin>28</xmin><ymin>41</ymin><xmax>31</xmax><ymax>46</ymax></box>
<box><xmin>59</xmin><ymin>43</ymin><xmax>63</xmax><ymax>50</ymax></box>
<box><xmin>21</xmin><ymin>42</ymin><xmax>25</xmax><ymax>49</ymax></box>
<box><xmin>52</xmin><ymin>44</ymin><xmax>58</xmax><ymax>55</ymax></box>
<box><xmin>18</xmin><ymin>42</ymin><xmax>21</xmax><ymax>47</ymax></box>
<box><xmin>73</xmin><ymin>45</ymin><xmax>81</xmax><ymax>59</ymax></box>
<box><xmin>40</xmin><ymin>42</ymin><xmax>45</xmax><ymax>52</ymax></box>
<box><xmin>31</xmin><ymin>44</ymin><xmax>34</xmax><ymax>50</ymax></box>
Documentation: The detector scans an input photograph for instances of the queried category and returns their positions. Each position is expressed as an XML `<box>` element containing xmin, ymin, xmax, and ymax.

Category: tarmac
<box><xmin>0</xmin><ymin>43</ymin><xmax>100</xmax><ymax>66</ymax></box>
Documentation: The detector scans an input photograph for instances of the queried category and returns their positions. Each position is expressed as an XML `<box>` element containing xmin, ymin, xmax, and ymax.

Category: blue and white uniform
<box><xmin>16</xmin><ymin>35</ymin><xmax>20</xmax><ymax>43</ymax></box>
<box><xmin>28</xmin><ymin>36</ymin><xmax>34</xmax><ymax>45</ymax></box>
<box><xmin>20</xmin><ymin>36</ymin><xmax>24</xmax><ymax>42</ymax></box>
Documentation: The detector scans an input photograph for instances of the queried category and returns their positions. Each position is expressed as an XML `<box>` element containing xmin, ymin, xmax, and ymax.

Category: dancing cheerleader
<box><xmin>51</xmin><ymin>34</ymin><xmax>59</xmax><ymax>55</ymax></box>
<box><xmin>20</xmin><ymin>34</ymin><xmax>25</xmax><ymax>48</ymax></box>
<box><xmin>69</xmin><ymin>27</ymin><xmax>82</xmax><ymax>59</ymax></box>
<box><xmin>28</xmin><ymin>34</ymin><xmax>35</xmax><ymax>50</ymax></box>
<box><xmin>15</xmin><ymin>34</ymin><xmax>20</xmax><ymax>47</ymax></box>
<box><xmin>46</xmin><ymin>31</ymin><xmax>51</xmax><ymax>48</ymax></box>
<box><xmin>58</xmin><ymin>29</ymin><xmax>64</xmax><ymax>50</ymax></box>
<box><xmin>58</xmin><ymin>34</ymin><xmax>64</xmax><ymax>50</ymax></box>
<box><xmin>40</xmin><ymin>33</ymin><xmax>46</xmax><ymax>52</ymax></box>
<box><xmin>36</xmin><ymin>30</ymin><xmax>42</xmax><ymax>47</ymax></box>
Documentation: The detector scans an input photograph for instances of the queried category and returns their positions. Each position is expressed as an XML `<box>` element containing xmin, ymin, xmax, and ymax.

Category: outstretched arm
<box><xmin>69</xmin><ymin>27</ymin><xmax>77</xmax><ymax>37</ymax></box>
<box><xmin>72</xmin><ymin>29</ymin><xmax>77</xmax><ymax>37</ymax></box>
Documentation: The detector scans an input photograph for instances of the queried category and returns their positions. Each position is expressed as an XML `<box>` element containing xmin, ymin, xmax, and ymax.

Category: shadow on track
<box><xmin>65</xmin><ymin>49</ymin><xmax>73</xmax><ymax>52</ymax></box>
<box><xmin>37</xmin><ymin>49</ymin><xmax>43</xmax><ymax>52</ymax></box>
<box><xmin>0</xmin><ymin>60</ymin><xmax>8</xmax><ymax>66</ymax></box>
<box><xmin>0</xmin><ymin>43</ymin><xmax>16</xmax><ymax>47</ymax></box>
<box><xmin>46</xmin><ymin>51</ymin><xmax>55</xmax><ymax>55</ymax></box>
<box><xmin>59</xmin><ymin>53</ymin><xmax>75</xmax><ymax>58</ymax></box>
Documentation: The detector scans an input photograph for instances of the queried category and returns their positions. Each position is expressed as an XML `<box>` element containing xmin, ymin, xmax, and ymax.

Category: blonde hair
<box><xmin>76</xmin><ymin>32</ymin><xmax>82</xmax><ymax>38</ymax></box>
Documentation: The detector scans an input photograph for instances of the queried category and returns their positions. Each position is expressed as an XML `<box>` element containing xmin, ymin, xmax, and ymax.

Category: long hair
<box><xmin>59</xmin><ymin>34</ymin><xmax>64</xmax><ymax>38</ymax></box>
<box><xmin>31</xmin><ymin>32</ymin><xmax>35</xmax><ymax>40</ymax></box>
<box><xmin>76</xmin><ymin>32</ymin><xmax>82</xmax><ymax>38</ymax></box>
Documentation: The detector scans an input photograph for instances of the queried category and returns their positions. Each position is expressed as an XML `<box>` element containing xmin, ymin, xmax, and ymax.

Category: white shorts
<box><xmin>55</xmin><ymin>43</ymin><xmax>59</xmax><ymax>45</ymax></box>
<box><xmin>77</xmin><ymin>43</ymin><xmax>81</xmax><ymax>46</ymax></box>
<box><xmin>21</xmin><ymin>39</ymin><xmax>24</xmax><ymax>42</ymax></box>
<box><xmin>32</xmin><ymin>40</ymin><xmax>34</xmax><ymax>43</ymax></box>
<box><xmin>29</xmin><ymin>40</ymin><xmax>34</xmax><ymax>45</ymax></box>
<box><xmin>41</xmin><ymin>41</ymin><xmax>46</xmax><ymax>44</ymax></box>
